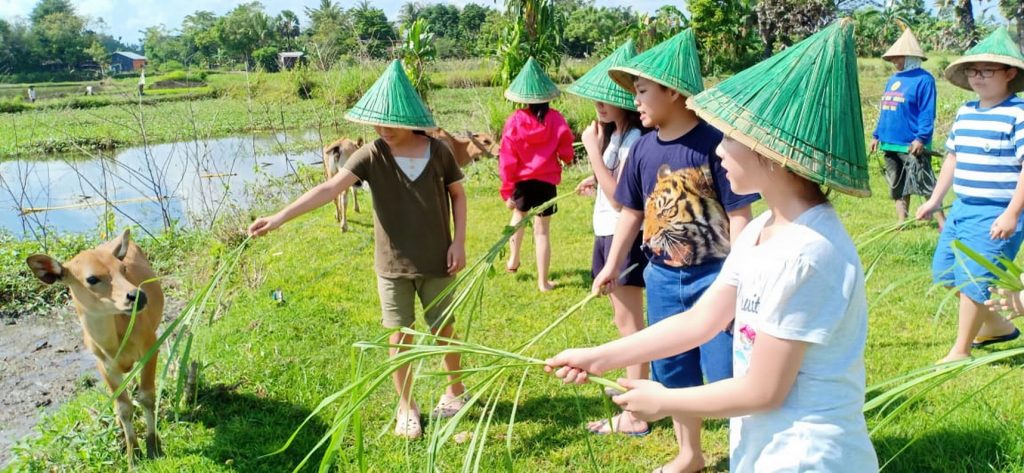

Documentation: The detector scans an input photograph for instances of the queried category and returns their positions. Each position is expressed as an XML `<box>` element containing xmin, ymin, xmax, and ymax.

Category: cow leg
<box><xmin>100</xmin><ymin>361</ymin><xmax>140</xmax><ymax>464</ymax></box>
<box><xmin>339</xmin><ymin>189</ymin><xmax>349</xmax><ymax>232</ymax></box>
<box><xmin>138</xmin><ymin>351</ymin><xmax>162</xmax><ymax>458</ymax></box>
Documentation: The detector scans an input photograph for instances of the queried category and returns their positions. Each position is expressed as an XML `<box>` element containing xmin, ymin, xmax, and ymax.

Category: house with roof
<box><xmin>111</xmin><ymin>51</ymin><xmax>147</xmax><ymax>72</ymax></box>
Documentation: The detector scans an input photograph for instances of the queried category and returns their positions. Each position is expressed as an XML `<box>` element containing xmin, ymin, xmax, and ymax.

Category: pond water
<box><xmin>0</xmin><ymin>130</ymin><xmax>330</xmax><ymax>238</ymax></box>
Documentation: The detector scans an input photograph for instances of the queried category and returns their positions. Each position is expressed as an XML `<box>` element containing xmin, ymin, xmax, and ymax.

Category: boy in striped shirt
<box><xmin>918</xmin><ymin>27</ymin><xmax>1024</xmax><ymax>362</ymax></box>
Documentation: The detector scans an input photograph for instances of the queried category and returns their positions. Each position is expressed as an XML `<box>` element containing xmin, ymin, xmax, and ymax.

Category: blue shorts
<box><xmin>932</xmin><ymin>200</ymin><xmax>1024</xmax><ymax>303</ymax></box>
<box><xmin>644</xmin><ymin>261</ymin><xmax>733</xmax><ymax>389</ymax></box>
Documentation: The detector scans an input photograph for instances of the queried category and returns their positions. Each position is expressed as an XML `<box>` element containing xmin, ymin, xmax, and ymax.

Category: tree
<box><xmin>276</xmin><ymin>10</ymin><xmax>301</xmax><ymax>49</ymax></box>
<box><xmin>30</xmin><ymin>0</ymin><xmax>74</xmax><ymax>25</ymax></box>
<box><xmin>218</xmin><ymin>2</ymin><xmax>275</xmax><ymax>67</ymax></box>
<box><xmin>690</xmin><ymin>0</ymin><xmax>760</xmax><ymax>74</ymax></box>
<box><xmin>563</xmin><ymin>6</ymin><xmax>634</xmax><ymax>57</ymax></box>
<box><xmin>33</xmin><ymin>11</ymin><xmax>89</xmax><ymax>69</ymax></box>
<box><xmin>399</xmin><ymin>18</ymin><xmax>436</xmax><ymax>100</ymax></box>
<box><xmin>497</xmin><ymin>0</ymin><xmax>565</xmax><ymax>86</ymax></box>
<box><xmin>303</xmin><ymin>0</ymin><xmax>354</xmax><ymax>68</ymax></box>
<box><xmin>756</xmin><ymin>0</ymin><xmax>836</xmax><ymax>58</ymax></box>
<box><xmin>182</xmin><ymin>10</ymin><xmax>220</xmax><ymax>67</ymax></box>
<box><xmin>459</xmin><ymin>3</ymin><xmax>493</xmax><ymax>39</ymax></box>
<box><xmin>418</xmin><ymin>4</ymin><xmax>461</xmax><ymax>38</ymax></box>
<box><xmin>954</xmin><ymin>0</ymin><xmax>977</xmax><ymax>46</ymax></box>
<box><xmin>398</xmin><ymin>2</ymin><xmax>423</xmax><ymax>25</ymax></box>
<box><xmin>85</xmin><ymin>40</ymin><xmax>110</xmax><ymax>75</ymax></box>
<box><xmin>350</xmin><ymin>1</ymin><xmax>397</xmax><ymax>59</ymax></box>
<box><xmin>615</xmin><ymin>5</ymin><xmax>688</xmax><ymax>51</ymax></box>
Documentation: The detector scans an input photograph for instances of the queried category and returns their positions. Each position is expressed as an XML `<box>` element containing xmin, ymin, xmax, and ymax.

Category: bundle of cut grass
<box><xmin>267</xmin><ymin>194</ymin><xmax>636</xmax><ymax>472</ymax></box>
<box><xmin>864</xmin><ymin>238</ymin><xmax>1024</xmax><ymax>468</ymax></box>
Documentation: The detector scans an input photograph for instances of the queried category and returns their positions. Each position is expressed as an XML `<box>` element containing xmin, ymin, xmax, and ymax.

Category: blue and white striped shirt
<box><xmin>946</xmin><ymin>96</ymin><xmax>1024</xmax><ymax>205</ymax></box>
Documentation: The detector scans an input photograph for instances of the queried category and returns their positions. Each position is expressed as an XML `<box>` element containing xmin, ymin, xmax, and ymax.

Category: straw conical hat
<box><xmin>505</xmin><ymin>57</ymin><xmax>561</xmax><ymax>104</ymax></box>
<box><xmin>882</xmin><ymin>28</ymin><xmax>927</xmax><ymax>60</ymax></box>
<box><xmin>687</xmin><ymin>19</ymin><xmax>870</xmax><ymax>197</ymax></box>
<box><xmin>566</xmin><ymin>40</ymin><xmax>638</xmax><ymax>111</ymax></box>
<box><xmin>344</xmin><ymin>60</ymin><xmax>436</xmax><ymax>130</ymax></box>
<box><xmin>945</xmin><ymin>26</ymin><xmax>1024</xmax><ymax>93</ymax></box>
<box><xmin>608</xmin><ymin>29</ymin><xmax>703</xmax><ymax>96</ymax></box>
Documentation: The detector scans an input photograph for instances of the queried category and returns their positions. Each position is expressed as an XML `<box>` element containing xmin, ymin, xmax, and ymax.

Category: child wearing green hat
<box><xmin>499</xmin><ymin>57</ymin><xmax>575</xmax><ymax>292</ymax></box>
<box><xmin>547</xmin><ymin>20</ymin><xmax>878</xmax><ymax>472</ymax></box>
<box><xmin>588</xmin><ymin>29</ymin><xmax>757</xmax><ymax>471</ymax></box>
<box><xmin>567</xmin><ymin>39</ymin><xmax>651</xmax><ymax>436</ymax></box>
<box><xmin>917</xmin><ymin>27</ymin><xmax>1024</xmax><ymax>362</ymax></box>
<box><xmin>248</xmin><ymin>60</ymin><xmax>470</xmax><ymax>440</ymax></box>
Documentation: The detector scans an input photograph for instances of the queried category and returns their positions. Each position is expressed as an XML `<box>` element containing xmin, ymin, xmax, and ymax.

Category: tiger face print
<box><xmin>643</xmin><ymin>164</ymin><xmax>731</xmax><ymax>267</ymax></box>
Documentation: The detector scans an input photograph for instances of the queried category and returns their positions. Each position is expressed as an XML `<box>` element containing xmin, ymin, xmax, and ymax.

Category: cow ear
<box><xmin>26</xmin><ymin>255</ymin><xmax>63</xmax><ymax>285</ymax></box>
<box><xmin>112</xmin><ymin>228</ymin><xmax>131</xmax><ymax>260</ymax></box>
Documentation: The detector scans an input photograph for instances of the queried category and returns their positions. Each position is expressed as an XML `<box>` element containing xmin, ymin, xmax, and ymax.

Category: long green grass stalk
<box><xmin>865</xmin><ymin>239</ymin><xmax>1024</xmax><ymax>466</ymax></box>
<box><xmin>111</xmin><ymin>236</ymin><xmax>252</xmax><ymax>417</ymax></box>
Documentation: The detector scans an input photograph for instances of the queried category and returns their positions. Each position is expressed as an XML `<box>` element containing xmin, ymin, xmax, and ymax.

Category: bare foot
<box><xmin>539</xmin><ymin>280</ymin><xmax>557</xmax><ymax>292</ymax></box>
<box><xmin>586</xmin><ymin>412</ymin><xmax>650</xmax><ymax>435</ymax></box>
<box><xmin>653</xmin><ymin>451</ymin><xmax>706</xmax><ymax>473</ymax></box>
<box><xmin>936</xmin><ymin>353</ymin><xmax>971</xmax><ymax>365</ymax></box>
<box><xmin>506</xmin><ymin>260</ymin><xmax>520</xmax><ymax>273</ymax></box>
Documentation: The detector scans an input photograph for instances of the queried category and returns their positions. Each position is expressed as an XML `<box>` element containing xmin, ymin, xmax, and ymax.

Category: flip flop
<box><xmin>972</xmin><ymin>327</ymin><xmax>1020</xmax><ymax>348</ymax></box>
<box><xmin>587</xmin><ymin>417</ymin><xmax>650</xmax><ymax>437</ymax></box>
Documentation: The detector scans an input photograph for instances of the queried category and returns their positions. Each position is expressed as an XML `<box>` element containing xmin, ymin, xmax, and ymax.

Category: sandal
<box><xmin>432</xmin><ymin>392</ymin><xmax>470</xmax><ymax>419</ymax></box>
<box><xmin>586</xmin><ymin>415</ymin><xmax>650</xmax><ymax>437</ymax></box>
<box><xmin>972</xmin><ymin>327</ymin><xmax>1020</xmax><ymax>348</ymax></box>
<box><xmin>394</xmin><ymin>406</ymin><xmax>422</xmax><ymax>439</ymax></box>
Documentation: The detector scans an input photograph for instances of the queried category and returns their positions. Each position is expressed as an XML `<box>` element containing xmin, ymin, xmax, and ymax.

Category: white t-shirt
<box><xmin>593</xmin><ymin>128</ymin><xmax>642</xmax><ymax>236</ymax></box>
<box><xmin>718</xmin><ymin>203</ymin><xmax>878</xmax><ymax>473</ymax></box>
<box><xmin>393</xmin><ymin>147</ymin><xmax>430</xmax><ymax>181</ymax></box>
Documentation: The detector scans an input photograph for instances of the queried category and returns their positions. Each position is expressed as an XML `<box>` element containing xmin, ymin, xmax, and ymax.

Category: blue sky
<box><xmin>0</xmin><ymin>0</ymin><xmax>1001</xmax><ymax>45</ymax></box>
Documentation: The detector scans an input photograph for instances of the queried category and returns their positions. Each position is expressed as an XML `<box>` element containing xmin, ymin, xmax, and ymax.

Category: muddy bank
<box><xmin>0</xmin><ymin>296</ymin><xmax>183</xmax><ymax>467</ymax></box>
<box><xmin>0</xmin><ymin>308</ymin><xmax>95</xmax><ymax>467</ymax></box>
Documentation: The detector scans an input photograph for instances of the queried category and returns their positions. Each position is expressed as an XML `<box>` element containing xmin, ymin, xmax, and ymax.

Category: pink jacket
<box><xmin>498</xmin><ymin>108</ymin><xmax>575</xmax><ymax>200</ymax></box>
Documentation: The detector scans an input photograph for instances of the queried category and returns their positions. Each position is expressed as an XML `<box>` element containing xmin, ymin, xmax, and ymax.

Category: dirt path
<box><xmin>0</xmin><ymin>308</ymin><xmax>95</xmax><ymax>467</ymax></box>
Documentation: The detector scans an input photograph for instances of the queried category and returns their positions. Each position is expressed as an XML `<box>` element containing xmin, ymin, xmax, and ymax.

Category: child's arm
<box><xmin>557</xmin><ymin>116</ymin><xmax>575</xmax><ymax>165</ymax></box>
<box><xmin>546</xmin><ymin>281</ymin><xmax>736</xmax><ymax>380</ymax></box>
<box><xmin>248</xmin><ymin>168</ymin><xmax>360</xmax><ymax>236</ymax></box>
<box><xmin>447</xmin><ymin>181</ymin><xmax>468</xmax><ymax>275</ymax></box>
<box><xmin>727</xmin><ymin>206</ymin><xmax>753</xmax><ymax>246</ymax></box>
<box><xmin>613</xmin><ymin>333</ymin><xmax>807</xmax><ymax>421</ymax></box>
<box><xmin>991</xmin><ymin>171</ymin><xmax>1024</xmax><ymax>239</ymax></box>
<box><xmin>590</xmin><ymin>208</ymin><xmax>642</xmax><ymax>294</ymax></box>
<box><xmin>917</xmin><ymin>152</ymin><xmax>955</xmax><ymax>220</ymax></box>
<box><xmin>581</xmin><ymin>121</ymin><xmax>620</xmax><ymax>209</ymax></box>
<box><xmin>498</xmin><ymin>128</ymin><xmax>519</xmax><ymax>201</ymax></box>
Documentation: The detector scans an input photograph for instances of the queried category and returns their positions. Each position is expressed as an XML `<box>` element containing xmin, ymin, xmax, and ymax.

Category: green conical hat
<box><xmin>566</xmin><ymin>40</ymin><xmax>638</xmax><ymax>110</ymax></box>
<box><xmin>505</xmin><ymin>57</ymin><xmax>561</xmax><ymax>104</ymax></box>
<box><xmin>344</xmin><ymin>60</ymin><xmax>436</xmax><ymax>130</ymax></box>
<box><xmin>687</xmin><ymin>19</ymin><xmax>870</xmax><ymax>197</ymax></box>
<box><xmin>608</xmin><ymin>29</ymin><xmax>703</xmax><ymax>96</ymax></box>
<box><xmin>945</xmin><ymin>27</ymin><xmax>1024</xmax><ymax>92</ymax></box>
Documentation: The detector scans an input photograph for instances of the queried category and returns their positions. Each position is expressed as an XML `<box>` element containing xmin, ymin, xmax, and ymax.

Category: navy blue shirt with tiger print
<box><xmin>615</xmin><ymin>121</ymin><xmax>760</xmax><ymax>269</ymax></box>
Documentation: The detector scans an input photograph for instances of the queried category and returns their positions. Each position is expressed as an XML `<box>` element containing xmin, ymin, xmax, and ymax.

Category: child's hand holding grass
<box><xmin>986</xmin><ymin>273</ymin><xmax>1024</xmax><ymax>319</ymax></box>
<box><xmin>544</xmin><ymin>347</ymin><xmax>607</xmax><ymax>385</ymax></box>
<box><xmin>612</xmin><ymin>378</ymin><xmax>670</xmax><ymax>422</ymax></box>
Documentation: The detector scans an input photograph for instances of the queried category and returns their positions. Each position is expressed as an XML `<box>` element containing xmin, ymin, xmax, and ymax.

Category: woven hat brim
<box><xmin>882</xmin><ymin>31</ymin><xmax>927</xmax><ymax>60</ymax></box>
<box><xmin>944</xmin><ymin>53</ymin><xmax>1024</xmax><ymax>92</ymax></box>
<box><xmin>565</xmin><ymin>82</ymin><xmax>636</xmax><ymax>111</ymax></box>
<box><xmin>687</xmin><ymin>94</ymin><xmax>871</xmax><ymax>198</ymax></box>
<box><xmin>608</xmin><ymin>66</ymin><xmax>700</xmax><ymax>97</ymax></box>
<box><xmin>881</xmin><ymin>48</ymin><xmax>927</xmax><ymax>61</ymax></box>
<box><xmin>344</xmin><ymin>112</ymin><xmax>437</xmax><ymax>130</ymax></box>
<box><xmin>504</xmin><ymin>89</ymin><xmax>559</xmax><ymax>104</ymax></box>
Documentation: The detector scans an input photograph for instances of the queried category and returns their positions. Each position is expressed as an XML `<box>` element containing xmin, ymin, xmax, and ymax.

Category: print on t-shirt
<box><xmin>642</xmin><ymin>164</ymin><xmax>731</xmax><ymax>267</ymax></box>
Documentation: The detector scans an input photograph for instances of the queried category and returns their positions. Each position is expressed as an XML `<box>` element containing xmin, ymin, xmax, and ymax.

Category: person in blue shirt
<box><xmin>871</xmin><ymin>28</ymin><xmax>945</xmax><ymax>228</ymax></box>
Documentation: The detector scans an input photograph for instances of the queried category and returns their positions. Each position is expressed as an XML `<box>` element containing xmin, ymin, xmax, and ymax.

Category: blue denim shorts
<box><xmin>644</xmin><ymin>261</ymin><xmax>733</xmax><ymax>388</ymax></box>
<box><xmin>932</xmin><ymin>200</ymin><xmax>1024</xmax><ymax>303</ymax></box>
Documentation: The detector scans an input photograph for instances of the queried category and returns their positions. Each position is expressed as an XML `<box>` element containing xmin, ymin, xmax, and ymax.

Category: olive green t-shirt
<box><xmin>343</xmin><ymin>137</ymin><xmax>464</xmax><ymax>278</ymax></box>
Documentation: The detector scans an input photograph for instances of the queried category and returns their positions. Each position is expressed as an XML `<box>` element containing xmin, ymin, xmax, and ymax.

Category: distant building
<box><xmin>111</xmin><ymin>52</ymin><xmax>147</xmax><ymax>72</ymax></box>
<box><xmin>278</xmin><ymin>52</ymin><xmax>305</xmax><ymax>70</ymax></box>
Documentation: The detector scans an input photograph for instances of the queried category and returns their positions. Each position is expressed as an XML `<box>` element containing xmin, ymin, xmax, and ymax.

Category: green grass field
<box><xmin>6</xmin><ymin>58</ymin><xmax>1024</xmax><ymax>472</ymax></box>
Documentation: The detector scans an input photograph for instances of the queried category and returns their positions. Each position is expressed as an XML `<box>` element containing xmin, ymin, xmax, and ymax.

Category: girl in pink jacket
<box><xmin>500</xmin><ymin>58</ymin><xmax>575</xmax><ymax>292</ymax></box>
